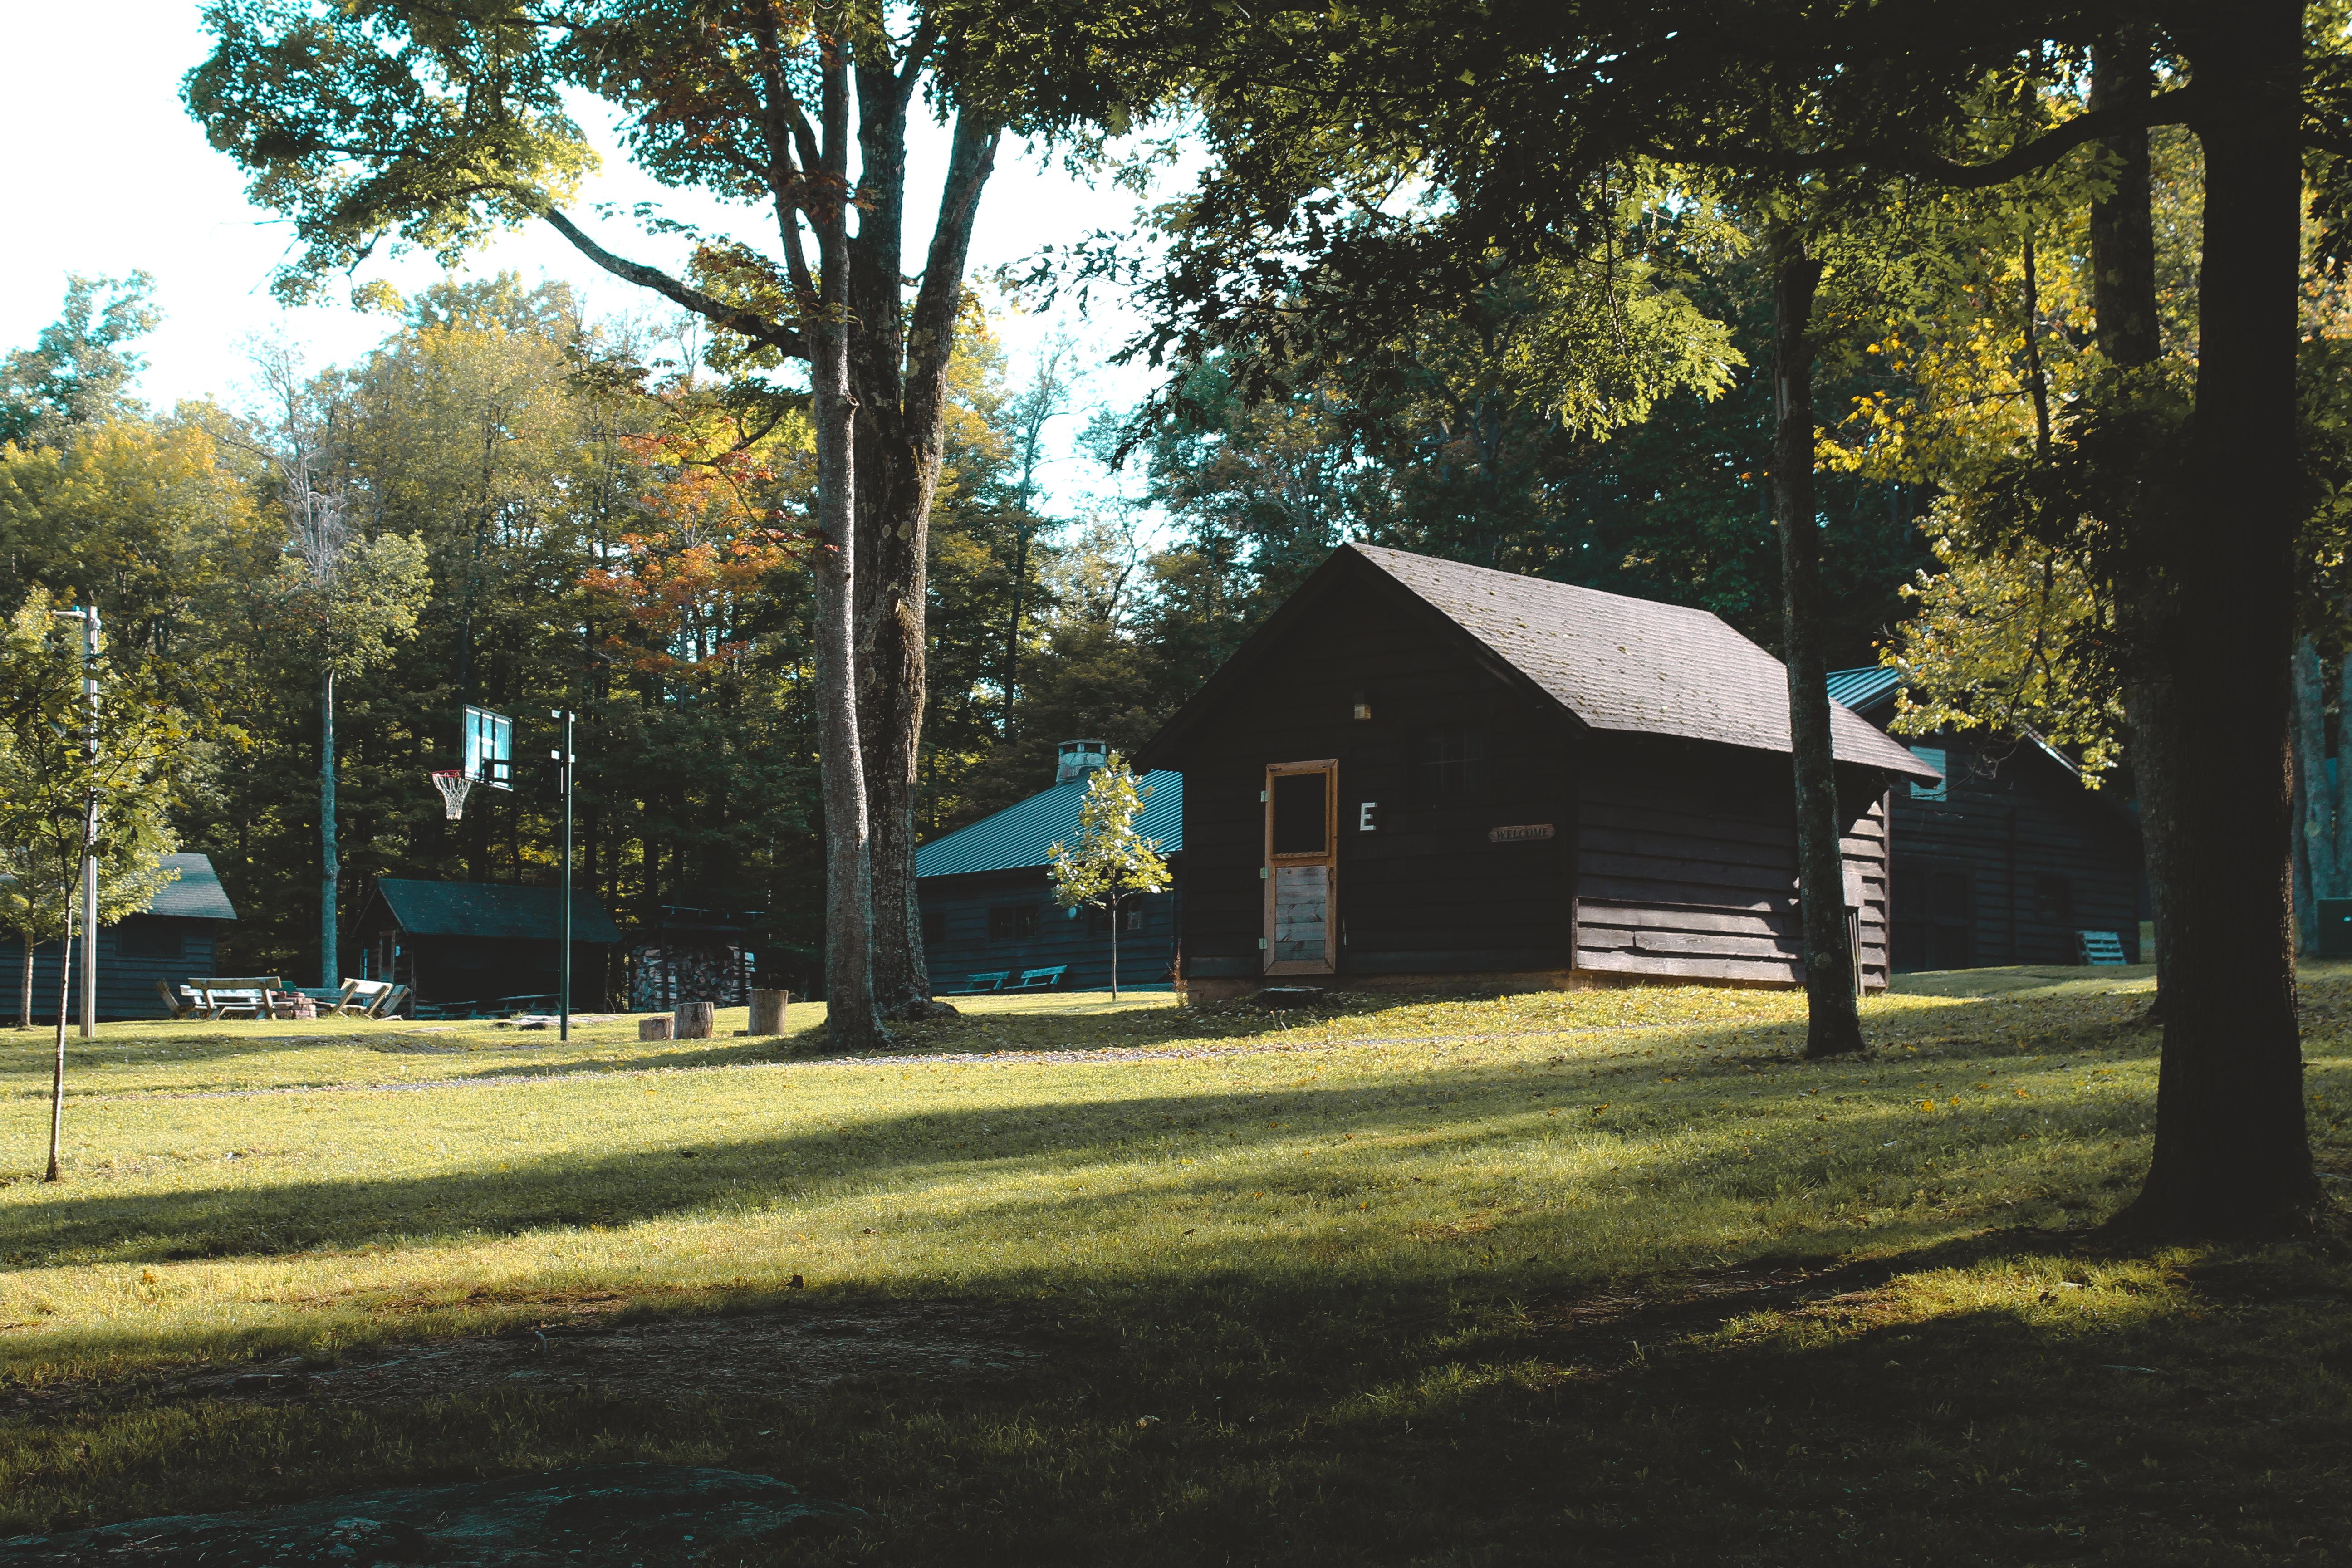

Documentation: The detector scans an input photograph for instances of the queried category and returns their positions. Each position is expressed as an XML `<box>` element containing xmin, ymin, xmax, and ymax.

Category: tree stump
<box><xmin>673</xmin><ymin>1001</ymin><xmax>716</xmax><ymax>1040</ymax></box>
<box><xmin>638</xmin><ymin>1016</ymin><xmax>673</xmax><ymax>1042</ymax></box>
<box><xmin>748</xmin><ymin>989</ymin><xmax>789</xmax><ymax>1036</ymax></box>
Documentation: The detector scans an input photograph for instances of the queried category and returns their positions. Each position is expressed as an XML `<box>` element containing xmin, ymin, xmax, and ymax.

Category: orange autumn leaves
<box><xmin>579</xmin><ymin>402</ymin><xmax>808</xmax><ymax>678</ymax></box>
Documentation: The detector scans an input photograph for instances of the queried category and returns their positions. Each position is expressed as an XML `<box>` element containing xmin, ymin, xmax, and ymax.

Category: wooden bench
<box><xmin>1003</xmin><ymin>966</ymin><xmax>1068</xmax><ymax>993</ymax></box>
<box><xmin>181</xmin><ymin>975</ymin><xmax>286</xmax><ymax>1020</ymax></box>
<box><xmin>2076</xmin><ymin>930</ymin><xmax>2128</xmax><ymax>966</ymax></box>
<box><xmin>156</xmin><ymin>980</ymin><xmax>201</xmax><ymax>1020</ymax></box>
<box><xmin>941</xmin><ymin>971</ymin><xmax>1009</xmax><ymax>996</ymax></box>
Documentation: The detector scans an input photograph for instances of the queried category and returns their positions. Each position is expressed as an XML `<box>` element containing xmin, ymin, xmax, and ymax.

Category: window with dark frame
<box><xmin>1890</xmin><ymin>861</ymin><xmax>1974</xmax><ymax>972</ymax></box>
<box><xmin>987</xmin><ymin>905</ymin><xmax>1039</xmax><ymax>942</ymax></box>
<box><xmin>1411</xmin><ymin>724</ymin><xmax>1488</xmax><ymax>804</ymax></box>
<box><xmin>115</xmin><ymin>921</ymin><xmax>184</xmax><ymax>960</ymax></box>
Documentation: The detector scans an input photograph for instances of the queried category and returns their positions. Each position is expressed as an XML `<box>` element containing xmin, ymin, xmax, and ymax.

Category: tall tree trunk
<box><xmin>320</xmin><ymin>666</ymin><xmax>338</xmax><ymax>988</ymax></box>
<box><xmin>19</xmin><ymin>931</ymin><xmax>31</xmax><ymax>1029</ymax></box>
<box><xmin>2127</xmin><ymin>0</ymin><xmax>2318</xmax><ymax>1236</ymax></box>
<box><xmin>811</xmin><ymin>33</ymin><xmax>882</xmax><ymax>1051</ymax></box>
<box><xmin>2091</xmin><ymin>24</ymin><xmax>2180</xmax><ymax>1009</ymax></box>
<box><xmin>847</xmin><ymin>59</ymin><xmax>1000</xmax><ymax>1022</ymax></box>
<box><xmin>44</xmin><ymin>894</ymin><xmax>74</xmax><ymax>1181</ymax></box>
<box><xmin>1769</xmin><ymin>222</ymin><xmax>1865</xmax><ymax>1058</ymax></box>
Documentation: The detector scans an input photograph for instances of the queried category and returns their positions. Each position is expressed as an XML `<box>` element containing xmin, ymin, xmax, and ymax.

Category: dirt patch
<box><xmin>7</xmin><ymin>1300</ymin><xmax>1047</xmax><ymax>1421</ymax></box>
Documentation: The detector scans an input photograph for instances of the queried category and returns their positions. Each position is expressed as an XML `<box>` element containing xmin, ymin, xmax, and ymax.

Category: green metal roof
<box><xmin>916</xmin><ymin>771</ymin><xmax>1182</xmax><ymax>879</ymax></box>
<box><xmin>371</xmin><ymin>878</ymin><xmax>621</xmax><ymax>943</ymax></box>
<box><xmin>142</xmin><ymin>854</ymin><xmax>238</xmax><ymax>921</ymax></box>
<box><xmin>1825</xmin><ymin>666</ymin><xmax>1901</xmax><ymax>714</ymax></box>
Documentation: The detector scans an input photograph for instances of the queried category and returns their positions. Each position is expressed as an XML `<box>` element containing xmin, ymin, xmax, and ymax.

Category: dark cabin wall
<box><xmin>1573</xmin><ymin>734</ymin><xmax>1893</xmax><ymax>990</ymax></box>
<box><xmin>1170</xmin><ymin>583</ymin><xmax>1578</xmax><ymax>983</ymax></box>
<box><xmin>354</xmin><ymin>916</ymin><xmax>610</xmax><ymax>1011</ymax></box>
<box><xmin>1887</xmin><ymin>731</ymin><xmax>2141</xmax><ymax>969</ymax></box>
<box><xmin>0</xmin><ymin>916</ymin><xmax>225</xmax><ymax>1021</ymax></box>
<box><xmin>920</xmin><ymin>867</ymin><xmax>1178</xmax><ymax>990</ymax></box>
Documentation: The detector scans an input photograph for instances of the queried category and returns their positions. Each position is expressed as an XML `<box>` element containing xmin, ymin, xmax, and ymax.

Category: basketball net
<box><xmin>430</xmin><ymin>769</ymin><xmax>475</xmax><ymax>823</ymax></box>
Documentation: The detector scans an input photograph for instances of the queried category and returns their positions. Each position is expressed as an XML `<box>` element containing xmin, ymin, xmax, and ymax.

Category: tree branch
<box><xmin>538</xmin><ymin>207</ymin><xmax>808</xmax><ymax>359</ymax></box>
<box><xmin>1645</xmin><ymin>82</ymin><xmax>2215</xmax><ymax>190</ymax></box>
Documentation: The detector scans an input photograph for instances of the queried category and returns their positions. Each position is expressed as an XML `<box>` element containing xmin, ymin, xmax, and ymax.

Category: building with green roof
<box><xmin>0</xmin><ymin>853</ymin><xmax>240</xmax><ymax>1021</ymax></box>
<box><xmin>354</xmin><ymin>877</ymin><xmax>621</xmax><ymax>1015</ymax></box>
<box><xmin>915</xmin><ymin>743</ymin><xmax>1182</xmax><ymax>993</ymax></box>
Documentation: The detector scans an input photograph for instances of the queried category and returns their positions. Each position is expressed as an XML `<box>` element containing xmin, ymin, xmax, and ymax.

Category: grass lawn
<box><xmin>1</xmin><ymin>970</ymin><xmax>2349</xmax><ymax>1563</ymax></box>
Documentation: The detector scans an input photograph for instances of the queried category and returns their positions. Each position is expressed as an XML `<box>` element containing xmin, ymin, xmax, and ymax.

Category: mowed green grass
<box><xmin>1</xmin><ymin>972</ymin><xmax>2349</xmax><ymax>1564</ymax></box>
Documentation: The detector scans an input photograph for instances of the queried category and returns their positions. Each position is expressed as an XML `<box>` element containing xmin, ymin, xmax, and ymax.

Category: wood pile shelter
<box><xmin>1825</xmin><ymin>666</ymin><xmax>2142</xmax><ymax>969</ymax></box>
<box><xmin>1136</xmin><ymin>545</ymin><xmax>1940</xmax><ymax>1000</ymax></box>
<box><xmin>355</xmin><ymin>878</ymin><xmax>621</xmax><ymax>1015</ymax></box>
<box><xmin>0</xmin><ymin>853</ymin><xmax>239</xmax><ymax>1021</ymax></box>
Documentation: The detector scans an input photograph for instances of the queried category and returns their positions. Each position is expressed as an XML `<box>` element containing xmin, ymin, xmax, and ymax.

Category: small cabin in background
<box><xmin>1825</xmin><ymin>667</ymin><xmax>2143</xmax><ymax>969</ymax></box>
<box><xmin>354</xmin><ymin>878</ymin><xmax>621</xmax><ymax>1015</ymax></box>
<box><xmin>1138</xmin><ymin>545</ymin><xmax>1938</xmax><ymax>1001</ymax></box>
<box><xmin>0</xmin><ymin>853</ymin><xmax>239</xmax><ymax>1021</ymax></box>
<box><xmin>915</xmin><ymin>742</ymin><xmax>1182</xmax><ymax>993</ymax></box>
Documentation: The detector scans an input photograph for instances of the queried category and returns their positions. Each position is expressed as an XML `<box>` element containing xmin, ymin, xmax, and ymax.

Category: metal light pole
<box><xmin>79</xmin><ymin>605</ymin><xmax>96</xmax><ymax>1039</ymax></box>
<box><xmin>552</xmin><ymin>707</ymin><xmax>574</xmax><ymax>1042</ymax></box>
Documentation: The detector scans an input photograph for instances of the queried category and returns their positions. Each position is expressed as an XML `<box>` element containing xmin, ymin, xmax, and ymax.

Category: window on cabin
<box><xmin>1270</xmin><ymin>772</ymin><xmax>1330</xmax><ymax>856</ymax></box>
<box><xmin>1089</xmin><ymin>905</ymin><xmax>1147</xmax><ymax>936</ymax></box>
<box><xmin>1891</xmin><ymin>862</ymin><xmax>1973</xmax><ymax>972</ymax></box>
<box><xmin>921</xmin><ymin>908</ymin><xmax>946</xmax><ymax>945</ymax></box>
<box><xmin>115</xmin><ymin>921</ymin><xmax>183</xmax><ymax>960</ymax></box>
<box><xmin>987</xmin><ymin>905</ymin><xmax>1039</xmax><ymax>942</ymax></box>
<box><xmin>1412</xmin><ymin>724</ymin><xmax>1488</xmax><ymax>804</ymax></box>
<box><xmin>2034</xmin><ymin>874</ymin><xmax>2073</xmax><ymax>928</ymax></box>
<box><xmin>1908</xmin><ymin>746</ymin><xmax>1949</xmax><ymax>801</ymax></box>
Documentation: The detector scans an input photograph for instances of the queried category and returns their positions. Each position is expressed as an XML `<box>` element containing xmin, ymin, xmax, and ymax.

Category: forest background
<box><xmin>0</xmin><ymin>104</ymin><xmax>2280</xmax><ymax>997</ymax></box>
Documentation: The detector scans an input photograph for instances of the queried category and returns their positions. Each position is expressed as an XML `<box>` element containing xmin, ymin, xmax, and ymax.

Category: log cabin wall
<box><xmin>1571</xmin><ymin>735</ymin><xmax>1893</xmax><ymax>991</ymax></box>
<box><xmin>919</xmin><ymin>867</ymin><xmax>1179</xmax><ymax>992</ymax></box>
<box><xmin>0</xmin><ymin>916</ymin><xmax>226</xmax><ymax>1022</ymax></box>
<box><xmin>1174</xmin><ymin>585</ymin><xmax>1578</xmax><ymax>987</ymax></box>
<box><xmin>1888</xmin><ymin>731</ymin><xmax>2142</xmax><ymax>969</ymax></box>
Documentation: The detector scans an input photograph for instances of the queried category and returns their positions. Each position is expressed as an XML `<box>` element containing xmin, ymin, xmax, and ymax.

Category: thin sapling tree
<box><xmin>1047</xmin><ymin>754</ymin><xmax>1169</xmax><ymax>998</ymax></box>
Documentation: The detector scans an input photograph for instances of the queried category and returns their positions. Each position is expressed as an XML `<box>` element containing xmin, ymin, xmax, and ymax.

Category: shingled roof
<box><xmin>142</xmin><ymin>854</ymin><xmax>238</xmax><ymax>921</ymax></box>
<box><xmin>366</xmin><ymin>878</ymin><xmax>622</xmax><ymax>944</ymax></box>
<box><xmin>1150</xmin><ymin>545</ymin><xmax>1940</xmax><ymax>780</ymax></box>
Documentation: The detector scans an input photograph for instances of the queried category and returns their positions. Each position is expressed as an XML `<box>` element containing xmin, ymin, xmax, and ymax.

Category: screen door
<box><xmin>1264</xmin><ymin>760</ymin><xmax>1338</xmax><ymax>974</ymax></box>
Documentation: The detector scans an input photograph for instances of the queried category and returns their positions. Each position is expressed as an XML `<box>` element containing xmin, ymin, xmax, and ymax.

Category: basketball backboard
<box><xmin>463</xmin><ymin>706</ymin><xmax>513</xmax><ymax>789</ymax></box>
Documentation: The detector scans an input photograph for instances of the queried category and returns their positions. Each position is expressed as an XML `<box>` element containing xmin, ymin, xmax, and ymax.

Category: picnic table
<box><xmin>157</xmin><ymin>976</ymin><xmax>409</xmax><ymax>1021</ymax></box>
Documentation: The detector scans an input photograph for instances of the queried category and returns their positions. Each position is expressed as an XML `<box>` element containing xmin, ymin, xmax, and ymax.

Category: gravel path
<box><xmin>42</xmin><ymin>1026</ymin><xmax>1628</xmax><ymax>1105</ymax></box>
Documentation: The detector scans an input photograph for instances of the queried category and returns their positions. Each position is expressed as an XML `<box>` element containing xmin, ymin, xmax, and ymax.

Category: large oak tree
<box><xmin>186</xmin><ymin>0</ymin><xmax>1034</xmax><ymax>1039</ymax></box>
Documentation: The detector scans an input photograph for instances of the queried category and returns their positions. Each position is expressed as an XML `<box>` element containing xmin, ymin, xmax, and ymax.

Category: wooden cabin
<box><xmin>916</xmin><ymin>743</ymin><xmax>1182</xmax><ymax>992</ymax></box>
<box><xmin>1825</xmin><ymin>667</ymin><xmax>2143</xmax><ymax>969</ymax></box>
<box><xmin>0</xmin><ymin>853</ymin><xmax>239</xmax><ymax>1021</ymax></box>
<box><xmin>1137</xmin><ymin>545</ymin><xmax>1939</xmax><ymax>1001</ymax></box>
<box><xmin>354</xmin><ymin>878</ymin><xmax>621</xmax><ymax>1016</ymax></box>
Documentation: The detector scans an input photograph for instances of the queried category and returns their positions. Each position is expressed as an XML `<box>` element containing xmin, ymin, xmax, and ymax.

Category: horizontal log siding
<box><xmin>1574</xmin><ymin>737</ymin><xmax>1892</xmax><ymax>990</ymax></box>
<box><xmin>1889</xmin><ymin>732</ymin><xmax>2142</xmax><ymax>968</ymax></box>
<box><xmin>1171</xmin><ymin>588</ymin><xmax>1574</xmax><ymax>981</ymax></box>
<box><xmin>917</xmin><ymin>867</ymin><xmax>1177</xmax><ymax>991</ymax></box>
<box><xmin>0</xmin><ymin>917</ymin><xmax>225</xmax><ymax>1022</ymax></box>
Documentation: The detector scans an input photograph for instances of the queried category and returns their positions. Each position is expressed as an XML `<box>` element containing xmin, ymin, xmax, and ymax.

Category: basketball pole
<box><xmin>554</xmin><ymin>706</ymin><xmax>574</xmax><ymax>1043</ymax></box>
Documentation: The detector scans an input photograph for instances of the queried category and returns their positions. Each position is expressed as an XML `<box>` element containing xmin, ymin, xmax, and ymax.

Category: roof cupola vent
<box><xmin>1056</xmin><ymin>739</ymin><xmax>1109</xmax><ymax>784</ymax></box>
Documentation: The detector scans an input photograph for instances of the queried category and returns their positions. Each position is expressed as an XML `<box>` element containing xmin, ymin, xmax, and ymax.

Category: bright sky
<box><xmin>0</xmin><ymin>1</ymin><xmax>1172</xmax><ymax>512</ymax></box>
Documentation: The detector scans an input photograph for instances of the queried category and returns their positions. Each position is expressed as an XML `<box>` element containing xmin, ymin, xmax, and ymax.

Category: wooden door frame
<box><xmin>1264</xmin><ymin>759</ymin><xmax>1339</xmax><ymax>975</ymax></box>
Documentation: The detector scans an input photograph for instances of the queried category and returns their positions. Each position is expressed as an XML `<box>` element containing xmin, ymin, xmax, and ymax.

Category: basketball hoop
<box><xmin>430</xmin><ymin>769</ymin><xmax>475</xmax><ymax>823</ymax></box>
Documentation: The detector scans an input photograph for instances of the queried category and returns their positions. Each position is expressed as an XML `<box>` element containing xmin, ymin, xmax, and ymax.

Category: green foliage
<box><xmin>0</xmin><ymin>593</ymin><xmax>191</xmax><ymax>954</ymax></box>
<box><xmin>0</xmin><ymin>274</ymin><xmax>161</xmax><ymax>447</ymax></box>
<box><xmin>1046</xmin><ymin>754</ymin><xmax>1170</xmax><ymax>913</ymax></box>
<box><xmin>182</xmin><ymin>0</ymin><xmax>594</xmax><ymax>303</ymax></box>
